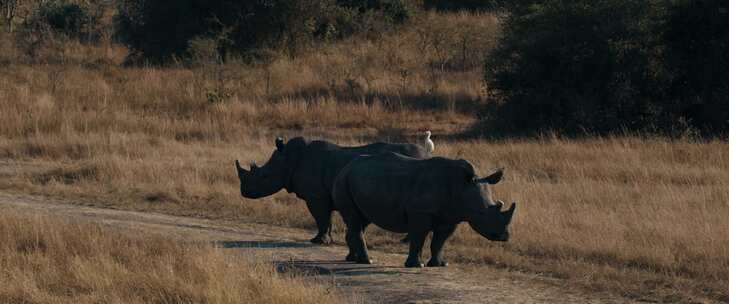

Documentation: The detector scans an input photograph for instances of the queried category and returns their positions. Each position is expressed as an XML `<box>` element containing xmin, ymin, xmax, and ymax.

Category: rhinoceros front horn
<box><xmin>235</xmin><ymin>160</ymin><xmax>248</xmax><ymax>176</ymax></box>
<box><xmin>502</xmin><ymin>202</ymin><xmax>516</xmax><ymax>223</ymax></box>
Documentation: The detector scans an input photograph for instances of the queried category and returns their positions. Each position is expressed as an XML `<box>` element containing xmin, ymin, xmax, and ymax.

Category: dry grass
<box><xmin>367</xmin><ymin>137</ymin><xmax>729</xmax><ymax>302</ymax></box>
<box><xmin>1</xmin><ymin>11</ymin><xmax>728</xmax><ymax>303</ymax></box>
<box><xmin>0</xmin><ymin>211</ymin><xmax>340</xmax><ymax>304</ymax></box>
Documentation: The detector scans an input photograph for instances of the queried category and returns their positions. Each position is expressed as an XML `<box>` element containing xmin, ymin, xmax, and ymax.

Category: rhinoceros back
<box><xmin>334</xmin><ymin>152</ymin><xmax>469</xmax><ymax>232</ymax></box>
<box><xmin>345</xmin><ymin>142</ymin><xmax>430</xmax><ymax>159</ymax></box>
<box><xmin>289</xmin><ymin>140</ymin><xmax>427</xmax><ymax>202</ymax></box>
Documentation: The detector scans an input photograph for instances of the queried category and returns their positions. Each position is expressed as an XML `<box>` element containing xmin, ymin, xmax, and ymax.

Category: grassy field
<box><xmin>1</xmin><ymin>11</ymin><xmax>728</xmax><ymax>303</ymax></box>
<box><xmin>0</xmin><ymin>211</ymin><xmax>340</xmax><ymax>304</ymax></box>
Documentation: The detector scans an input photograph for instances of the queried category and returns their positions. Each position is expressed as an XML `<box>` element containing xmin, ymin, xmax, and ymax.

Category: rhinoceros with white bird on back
<box><xmin>235</xmin><ymin>137</ymin><xmax>431</xmax><ymax>244</ymax></box>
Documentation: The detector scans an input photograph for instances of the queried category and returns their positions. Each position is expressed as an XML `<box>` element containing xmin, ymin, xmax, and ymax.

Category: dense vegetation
<box><xmin>485</xmin><ymin>0</ymin><xmax>729</xmax><ymax>136</ymax></box>
<box><xmin>662</xmin><ymin>0</ymin><xmax>729</xmax><ymax>135</ymax></box>
<box><xmin>2</xmin><ymin>0</ymin><xmax>726</xmax><ymax>136</ymax></box>
<box><xmin>115</xmin><ymin>0</ymin><xmax>416</xmax><ymax>63</ymax></box>
<box><xmin>423</xmin><ymin>0</ymin><xmax>500</xmax><ymax>11</ymax></box>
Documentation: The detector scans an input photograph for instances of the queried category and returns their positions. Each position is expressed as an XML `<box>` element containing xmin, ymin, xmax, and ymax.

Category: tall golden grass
<box><xmin>1</xmin><ymin>11</ymin><xmax>727</xmax><ymax>303</ymax></box>
<box><xmin>0</xmin><ymin>211</ymin><xmax>340</xmax><ymax>304</ymax></box>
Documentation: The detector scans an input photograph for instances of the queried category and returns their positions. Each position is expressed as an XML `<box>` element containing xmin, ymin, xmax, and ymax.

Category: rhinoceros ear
<box><xmin>275</xmin><ymin>137</ymin><xmax>285</xmax><ymax>151</ymax></box>
<box><xmin>476</xmin><ymin>168</ymin><xmax>504</xmax><ymax>184</ymax></box>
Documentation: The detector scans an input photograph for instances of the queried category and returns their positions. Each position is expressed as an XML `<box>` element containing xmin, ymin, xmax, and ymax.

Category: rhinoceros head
<box><xmin>235</xmin><ymin>137</ymin><xmax>292</xmax><ymax>198</ymax></box>
<box><xmin>462</xmin><ymin>169</ymin><xmax>516</xmax><ymax>242</ymax></box>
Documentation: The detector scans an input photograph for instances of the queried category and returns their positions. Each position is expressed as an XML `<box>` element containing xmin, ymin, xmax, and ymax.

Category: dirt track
<box><xmin>0</xmin><ymin>191</ymin><xmax>642</xmax><ymax>304</ymax></box>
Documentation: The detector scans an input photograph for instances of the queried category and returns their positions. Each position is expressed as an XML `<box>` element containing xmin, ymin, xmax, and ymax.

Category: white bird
<box><xmin>423</xmin><ymin>130</ymin><xmax>434</xmax><ymax>153</ymax></box>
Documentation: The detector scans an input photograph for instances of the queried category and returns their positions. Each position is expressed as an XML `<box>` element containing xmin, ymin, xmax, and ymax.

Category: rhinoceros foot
<box><xmin>426</xmin><ymin>259</ymin><xmax>448</xmax><ymax>267</ymax></box>
<box><xmin>345</xmin><ymin>253</ymin><xmax>357</xmax><ymax>262</ymax></box>
<box><xmin>309</xmin><ymin>235</ymin><xmax>332</xmax><ymax>245</ymax></box>
<box><xmin>345</xmin><ymin>252</ymin><xmax>371</xmax><ymax>264</ymax></box>
<box><xmin>404</xmin><ymin>258</ymin><xmax>424</xmax><ymax>268</ymax></box>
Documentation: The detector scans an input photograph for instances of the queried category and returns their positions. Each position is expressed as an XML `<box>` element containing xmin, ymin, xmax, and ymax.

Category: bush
<box><xmin>115</xmin><ymin>0</ymin><xmax>230</xmax><ymax>63</ymax></box>
<box><xmin>662</xmin><ymin>0</ymin><xmax>729</xmax><ymax>134</ymax></box>
<box><xmin>423</xmin><ymin>0</ymin><xmax>500</xmax><ymax>11</ymax></box>
<box><xmin>483</xmin><ymin>0</ymin><xmax>729</xmax><ymax>137</ymax></box>
<box><xmin>115</xmin><ymin>0</ymin><xmax>415</xmax><ymax>63</ymax></box>
<box><xmin>338</xmin><ymin>0</ymin><xmax>418</xmax><ymax>23</ymax></box>
<box><xmin>32</xmin><ymin>1</ymin><xmax>93</xmax><ymax>40</ymax></box>
<box><xmin>485</xmin><ymin>1</ymin><xmax>664</xmax><ymax>136</ymax></box>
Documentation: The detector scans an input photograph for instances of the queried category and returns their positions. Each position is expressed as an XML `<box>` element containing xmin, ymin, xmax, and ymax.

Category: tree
<box><xmin>662</xmin><ymin>0</ymin><xmax>729</xmax><ymax>134</ymax></box>
<box><xmin>115</xmin><ymin>0</ymin><xmax>415</xmax><ymax>63</ymax></box>
<box><xmin>484</xmin><ymin>1</ymin><xmax>666</xmax><ymax>136</ymax></box>
<box><xmin>423</xmin><ymin>0</ymin><xmax>499</xmax><ymax>11</ymax></box>
<box><xmin>0</xmin><ymin>0</ymin><xmax>19</xmax><ymax>32</ymax></box>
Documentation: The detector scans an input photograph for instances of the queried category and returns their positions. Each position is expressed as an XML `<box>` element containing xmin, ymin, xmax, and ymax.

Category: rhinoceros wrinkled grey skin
<box><xmin>235</xmin><ymin>137</ymin><xmax>430</xmax><ymax>245</ymax></box>
<box><xmin>332</xmin><ymin>152</ymin><xmax>515</xmax><ymax>267</ymax></box>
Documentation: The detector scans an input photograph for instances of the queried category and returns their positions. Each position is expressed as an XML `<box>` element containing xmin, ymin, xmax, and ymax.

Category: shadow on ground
<box><xmin>275</xmin><ymin>259</ymin><xmax>411</xmax><ymax>277</ymax></box>
<box><xmin>214</xmin><ymin>240</ymin><xmax>411</xmax><ymax>277</ymax></box>
<box><xmin>215</xmin><ymin>240</ymin><xmax>316</xmax><ymax>249</ymax></box>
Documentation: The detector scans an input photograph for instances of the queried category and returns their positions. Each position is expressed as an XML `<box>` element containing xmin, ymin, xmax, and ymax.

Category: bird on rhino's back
<box><xmin>423</xmin><ymin>130</ymin><xmax>434</xmax><ymax>153</ymax></box>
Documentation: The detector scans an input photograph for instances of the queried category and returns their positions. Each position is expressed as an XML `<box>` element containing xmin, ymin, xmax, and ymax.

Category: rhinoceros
<box><xmin>332</xmin><ymin>152</ymin><xmax>516</xmax><ymax>267</ymax></box>
<box><xmin>235</xmin><ymin>137</ymin><xmax>430</xmax><ymax>244</ymax></box>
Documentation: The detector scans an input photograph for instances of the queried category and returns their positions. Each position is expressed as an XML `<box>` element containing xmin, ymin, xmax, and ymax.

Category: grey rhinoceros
<box><xmin>235</xmin><ymin>137</ymin><xmax>430</xmax><ymax>244</ymax></box>
<box><xmin>332</xmin><ymin>152</ymin><xmax>516</xmax><ymax>267</ymax></box>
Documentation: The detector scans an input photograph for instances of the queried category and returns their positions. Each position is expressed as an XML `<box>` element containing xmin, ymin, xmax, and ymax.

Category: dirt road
<box><xmin>0</xmin><ymin>191</ymin><xmax>641</xmax><ymax>304</ymax></box>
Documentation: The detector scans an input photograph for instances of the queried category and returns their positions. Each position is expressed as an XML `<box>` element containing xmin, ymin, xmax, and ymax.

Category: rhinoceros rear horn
<box><xmin>476</xmin><ymin>169</ymin><xmax>504</xmax><ymax>184</ymax></box>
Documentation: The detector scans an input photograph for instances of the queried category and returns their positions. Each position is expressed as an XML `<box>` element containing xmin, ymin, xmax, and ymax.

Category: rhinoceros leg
<box><xmin>427</xmin><ymin>224</ymin><xmax>457</xmax><ymax>267</ymax></box>
<box><xmin>344</xmin><ymin>231</ymin><xmax>371</xmax><ymax>264</ymax></box>
<box><xmin>305</xmin><ymin>199</ymin><xmax>333</xmax><ymax>245</ymax></box>
<box><xmin>337</xmin><ymin>201</ymin><xmax>372</xmax><ymax>264</ymax></box>
<box><xmin>344</xmin><ymin>217</ymin><xmax>372</xmax><ymax>264</ymax></box>
<box><xmin>404</xmin><ymin>213</ymin><xmax>432</xmax><ymax>268</ymax></box>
